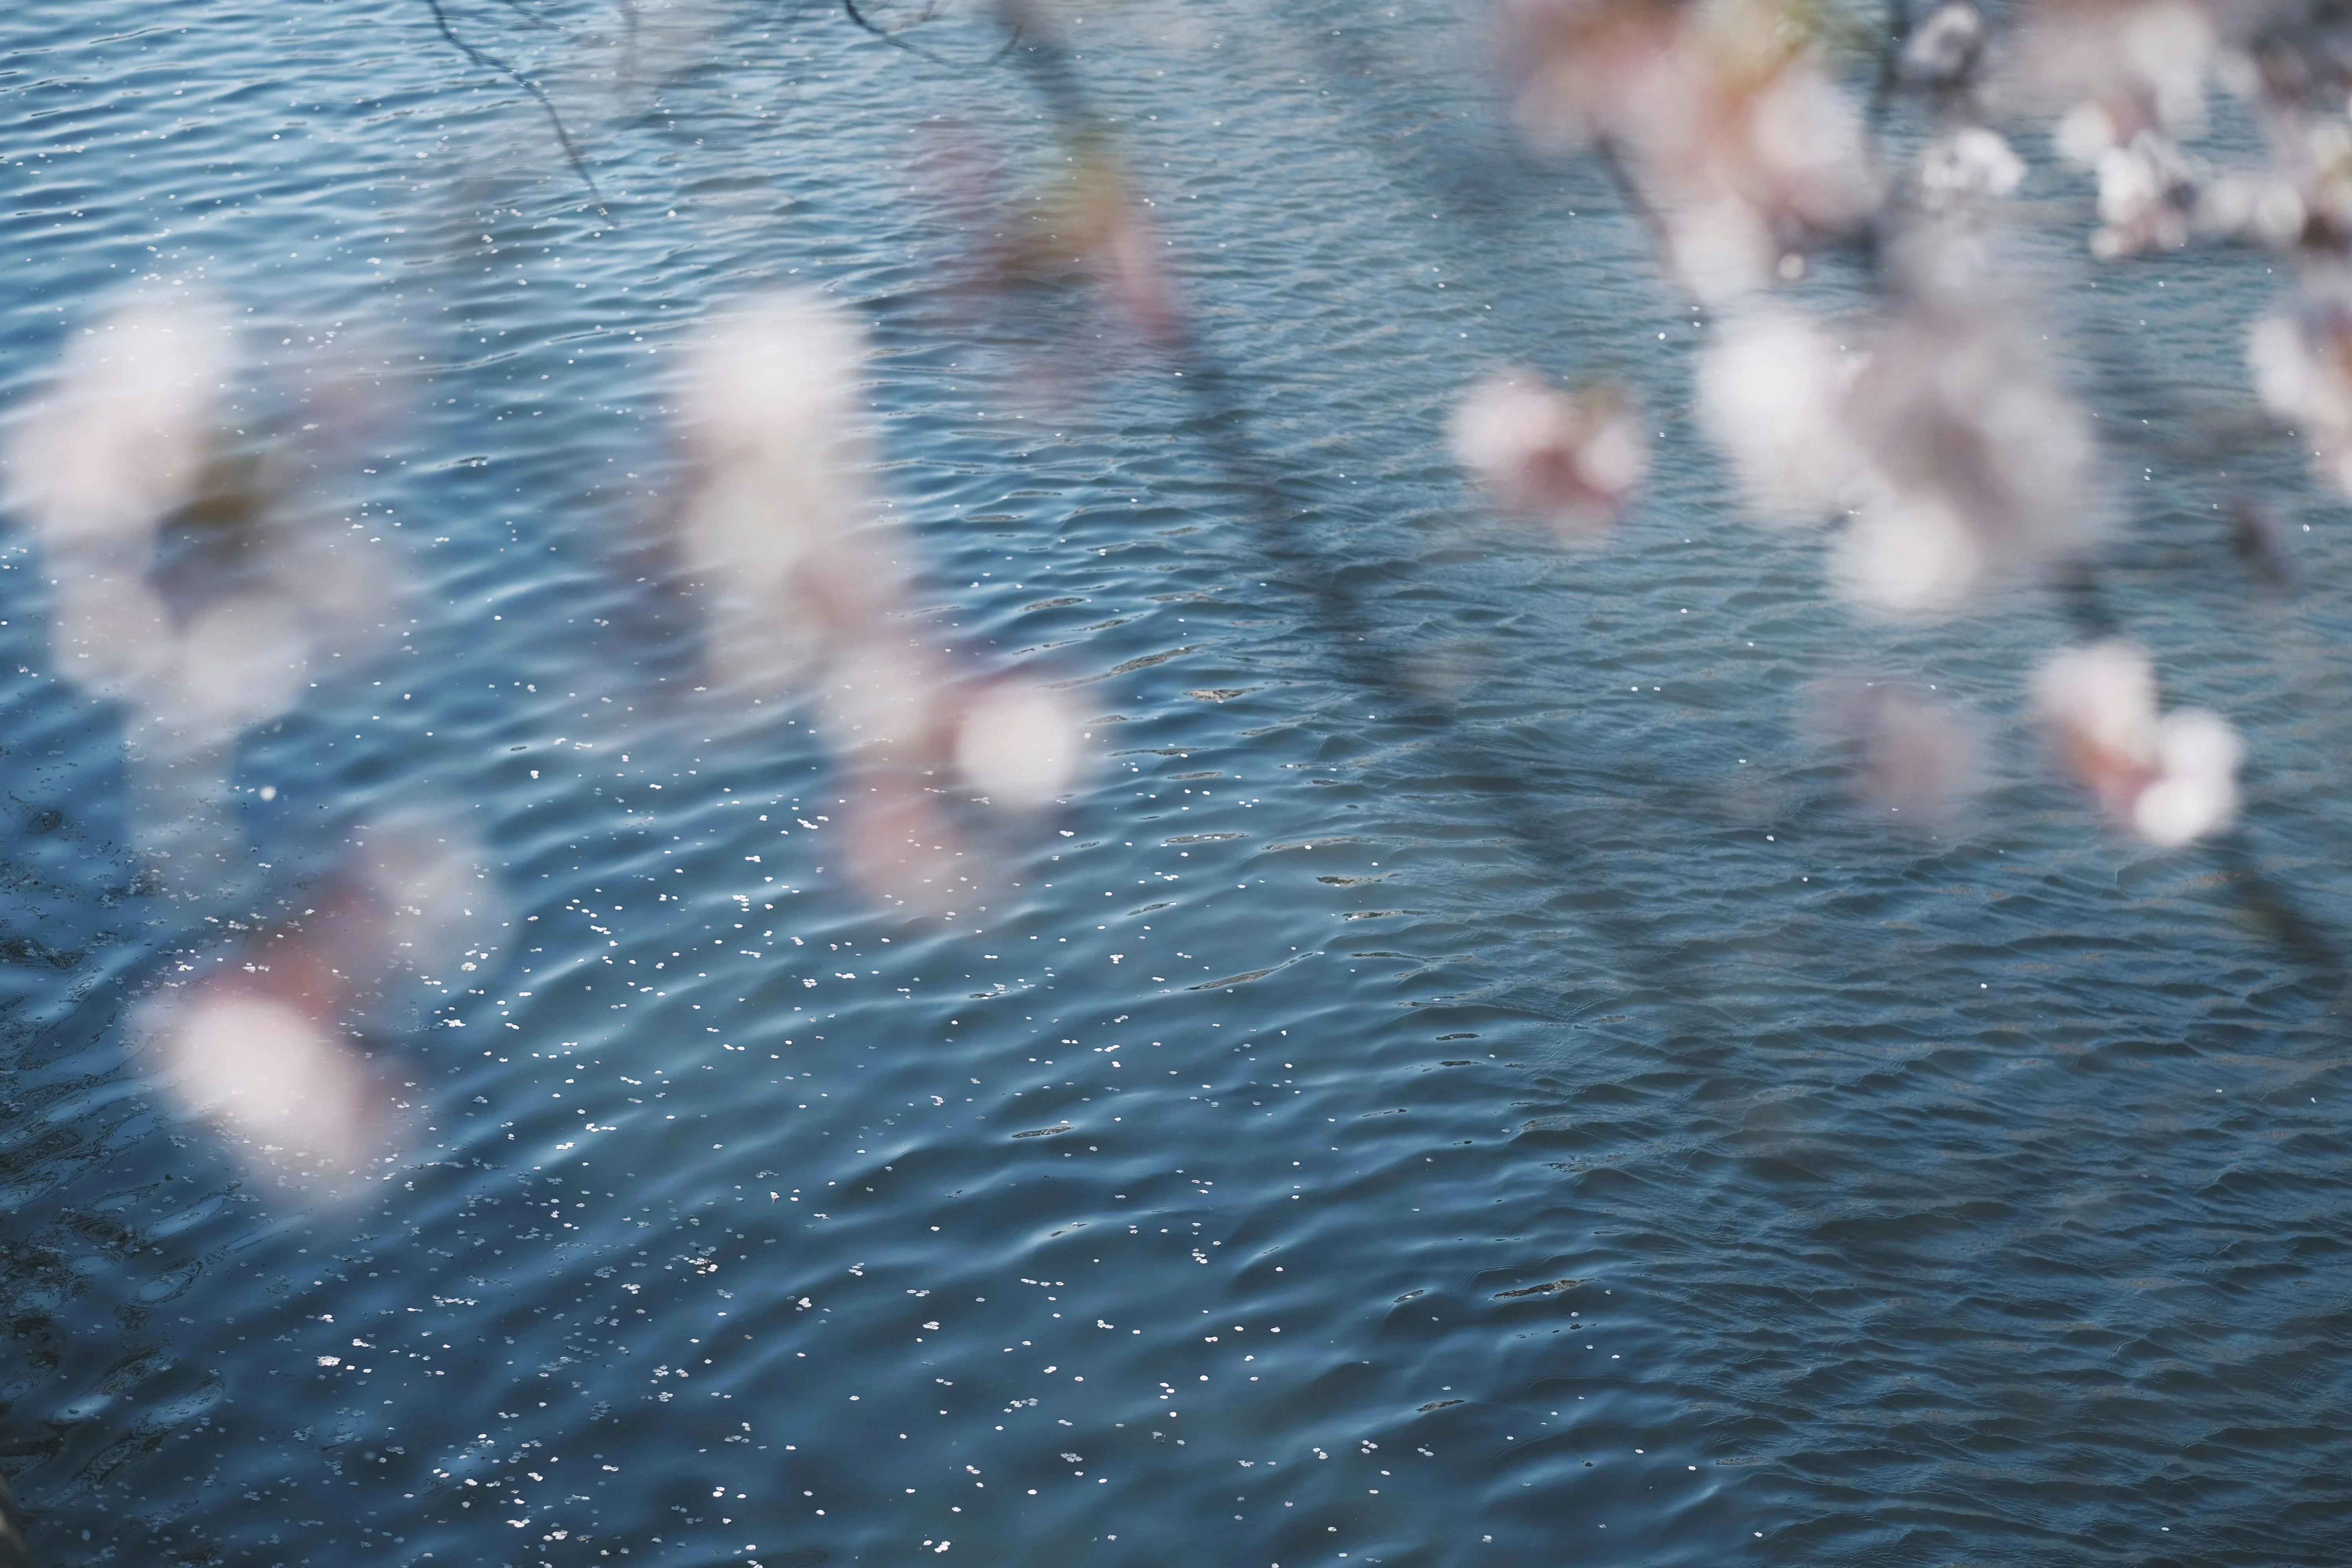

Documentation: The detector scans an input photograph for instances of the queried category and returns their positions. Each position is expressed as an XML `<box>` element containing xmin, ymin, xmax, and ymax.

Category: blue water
<box><xmin>3</xmin><ymin>2</ymin><xmax>2350</xmax><ymax>1565</ymax></box>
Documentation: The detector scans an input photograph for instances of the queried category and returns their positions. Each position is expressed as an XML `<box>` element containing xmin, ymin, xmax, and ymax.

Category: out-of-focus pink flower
<box><xmin>1899</xmin><ymin>0</ymin><xmax>1990</xmax><ymax>94</ymax></box>
<box><xmin>2267</xmin><ymin>116</ymin><xmax>2352</xmax><ymax>246</ymax></box>
<box><xmin>7</xmin><ymin>294</ymin><xmax>401</xmax><ymax>898</ymax></box>
<box><xmin>136</xmin><ymin>982</ymin><xmax>390</xmax><ymax>1181</ymax></box>
<box><xmin>1917</xmin><ymin>127</ymin><xmax>2026</xmax><ymax>210</ymax></box>
<box><xmin>46</xmin><ymin>568</ymin><xmax>175</xmax><ymax>701</ymax></box>
<box><xmin>2032</xmin><ymin>639</ymin><xmax>2241</xmax><ymax>845</ymax></box>
<box><xmin>8</xmin><ymin>298</ymin><xmax>396</xmax><ymax>709</ymax></box>
<box><xmin>1083</xmin><ymin>171</ymin><xmax>1184</xmax><ymax>351</ymax></box>
<box><xmin>1446</xmin><ymin>369</ymin><xmax>1648</xmax><ymax>539</ymax></box>
<box><xmin>2027</xmin><ymin>0</ymin><xmax>2216</xmax><ymax>254</ymax></box>
<box><xmin>4</xmin><ymin>293</ymin><xmax>233</xmax><ymax>555</ymax></box>
<box><xmin>2249</xmin><ymin>307</ymin><xmax>2352</xmax><ymax>495</ymax></box>
<box><xmin>675</xmin><ymin>290</ymin><xmax>897</xmax><ymax>693</ymax></box>
<box><xmin>2034</xmin><ymin>639</ymin><xmax>2162</xmax><ymax>818</ymax></box>
<box><xmin>2136</xmin><ymin>708</ymin><xmax>2243</xmax><ymax>845</ymax></box>
<box><xmin>1703</xmin><ymin>300</ymin><xmax>2096</xmax><ymax>614</ymax></box>
<box><xmin>2087</xmin><ymin>131</ymin><xmax>2198</xmax><ymax>255</ymax></box>
<box><xmin>840</xmin><ymin>766</ymin><xmax>967</xmax><ymax>912</ymax></box>
<box><xmin>1697</xmin><ymin>308</ymin><xmax>1866</xmax><ymax>519</ymax></box>
<box><xmin>678</xmin><ymin>292</ymin><xmax>867</xmax><ymax>474</ymax></box>
<box><xmin>2031</xmin><ymin>0</ymin><xmax>2216</xmax><ymax>146</ymax></box>
<box><xmin>954</xmin><ymin>679</ymin><xmax>1083</xmax><ymax>808</ymax></box>
<box><xmin>675</xmin><ymin>291</ymin><xmax>1086</xmax><ymax>903</ymax></box>
<box><xmin>824</xmin><ymin>652</ymin><xmax>1087</xmax><ymax>904</ymax></box>
<box><xmin>1502</xmin><ymin>0</ymin><xmax>1876</xmax><ymax>299</ymax></box>
<box><xmin>1847</xmin><ymin>309</ymin><xmax>2097</xmax><ymax>612</ymax></box>
<box><xmin>2196</xmin><ymin>170</ymin><xmax>2307</xmax><ymax>248</ymax></box>
<box><xmin>914</xmin><ymin>120</ymin><xmax>1184</xmax><ymax>364</ymax></box>
<box><xmin>2181</xmin><ymin>57</ymin><xmax>2352</xmax><ymax>254</ymax></box>
<box><xmin>820</xmin><ymin>641</ymin><xmax>961</xmax><ymax>907</ymax></box>
<box><xmin>173</xmin><ymin>592</ymin><xmax>313</xmax><ymax>739</ymax></box>
<box><xmin>1834</xmin><ymin>484</ymin><xmax>1996</xmax><ymax>617</ymax></box>
<box><xmin>347</xmin><ymin>811</ymin><xmax>507</xmax><ymax>1009</ymax></box>
<box><xmin>1816</xmin><ymin>679</ymin><xmax>1984</xmax><ymax>824</ymax></box>
<box><xmin>1500</xmin><ymin>0</ymin><xmax>1681</xmax><ymax>154</ymax></box>
<box><xmin>134</xmin><ymin>814</ymin><xmax>498</xmax><ymax>1181</ymax></box>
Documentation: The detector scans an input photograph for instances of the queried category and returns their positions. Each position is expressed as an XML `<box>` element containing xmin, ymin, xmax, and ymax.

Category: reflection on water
<box><xmin>1</xmin><ymin>2</ymin><xmax>2350</xmax><ymax>1567</ymax></box>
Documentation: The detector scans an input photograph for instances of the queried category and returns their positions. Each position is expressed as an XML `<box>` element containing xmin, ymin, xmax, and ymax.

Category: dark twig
<box><xmin>2211</xmin><ymin>826</ymin><xmax>2352</xmax><ymax>999</ymax></box>
<box><xmin>422</xmin><ymin>0</ymin><xmax>608</xmax><ymax>216</ymax></box>
<box><xmin>2050</xmin><ymin>559</ymin><xmax>2125</xmax><ymax>642</ymax></box>
<box><xmin>841</xmin><ymin>0</ymin><xmax>1021</xmax><ymax>69</ymax></box>
<box><xmin>618</xmin><ymin>0</ymin><xmax>639</xmax><ymax>96</ymax></box>
<box><xmin>1866</xmin><ymin>0</ymin><xmax>1913</xmax><ymax>136</ymax></box>
<box><xmin>1594</xmin><ymin>136</ymin><xmax>1685</xmax><ymax>297</ymax></box>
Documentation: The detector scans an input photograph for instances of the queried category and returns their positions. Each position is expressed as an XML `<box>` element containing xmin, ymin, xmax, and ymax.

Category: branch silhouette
<box><xmin>422</xmin><ymin>0</ymin><xmax>608</xmax><ymax>215</ymax></box>
<box><xmin>841</xmin><ymin>0</ymin><xmax>1022</xmax><ymax>69</ymax></box>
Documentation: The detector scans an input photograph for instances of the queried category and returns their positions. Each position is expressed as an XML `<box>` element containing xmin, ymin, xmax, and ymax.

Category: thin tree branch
<box><xmin>1866</xmin><ymin>0</ymin><xmax>1913</xmax><ymax>136</ymax></box>
<box><xmin>422</xmin><ymin>0</ymin><xmax>609</xmax><ymax>216</ymax></box>
<box><xmin>841</xmin><ymin>0</ymin><xmax>1021</xmax><ymax>69</ymax></box>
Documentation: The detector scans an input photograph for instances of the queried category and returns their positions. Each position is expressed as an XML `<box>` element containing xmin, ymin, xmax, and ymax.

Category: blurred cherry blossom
<box><xmin>673</xmin><ymin>290</ymin><xmax>1083</xmax><ymax>903</ymax></box>
<box><xmin>2249</xmin><ymin>305</ymin><xmax>2352</xmax><ymax>494</ymax></box>
<box><xmin>2089</xmin><ymin>129</ymin><xmax>2198</xmax><ymax>256</ymax></box>
<box><xmin>675</xmin><ymin>289</ymin><xmax>896</xmax><ymax>695</ymax></box>
<box><xmin>131</xmin><ymin>813</ymin><xmax>500</xmax><ymax>1186</ymax></box>
<box><xmin>1899</xmin><ymin>0</ymin><xmax>1991</xmax><ymax>104</ymax></box>
<box><xmin>2171</xmin><ymin>13</ymin><xmax>2352</xmax><ymax>257</ymax></box>
<box><xmin>1700</xmin><ymin>298</ymin><xmax>2096</xmax><ymax>615</ymax></box>
<box><xmin>2032</xmin><ymin>639</ymin><xmax>2241</xmax><ymax>846</ymax></box>
<box><xmin>1447</xmin><ymin>368</ymin><xmax>1648</xmax><ymax>539</ymax></box>
<box><xmin>4</xmin><ymin>291</ymin><xmax>402</xmax><ymax>897</ymax></box>
<box><xmin>348</xmin><ymin>810</ymin><xmax>511</xmax><ymax>1026</ymax></box>
<box><xmin>1501</xmin><ymin>0</ymin><xmax>1876</xmax><ymax>299</ymax></box>
<box><xmin>1697</xmin><ymin>307</ymin><xmax>1865</xmax><ymax>519</ymax></box>
<box><xmin>915</xmin><ymin>118</ymin><xmax>1184</xmax><ymax>389</ymax></box>
<box><xmin>136</xmin><ymin>986</ymin><xmax>392</xmax><ymax>1185</ymax></box>
<box><xmin>4</xmin><ymin>293</ymin><xmax>231</xmax><ymax>555</ymax></box>
<box><xmin>2025</xmin><ymin>0</ymin><xmax>2216</xmax><ymax>255</ymax></box>
<box><xmin>2196</xmin><ymin>167</ymin><xmax>2308</xmax><ymax>248</ymax></box>
<box><xmin>1916</xmin><ymin>126</ymin><xmax>2026</xmax><ymax>211</ymax></box>
<box><xmin>954</xmin><ymin>678</ymin><xmax>1085</xmax><ymax>809</ymax></box>
<box><xmin>820</xmin><ymin>646</ymin><xmax>1087</xmax><ymax>904</ymax></box>
<box><xmin>1815</xmin><ymin>678</ymin><xmax>1985</xmax><ymax>825</ymax></box>
<box><xmin>1840</xmin><ymin>305</ymin><xmax>2098</xmax><ymax>614</ymax></box>
<box><xmin>2028</xmin><ymin>0</ymin><xmax>2216</xmax><ymax>144</ymax></box>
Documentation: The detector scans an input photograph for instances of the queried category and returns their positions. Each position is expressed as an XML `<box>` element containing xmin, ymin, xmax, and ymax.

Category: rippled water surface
<box><xmin>4</xmin><ymin>2</ymin><xmax>2352</xmax><ymax>1564</ymax></box>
